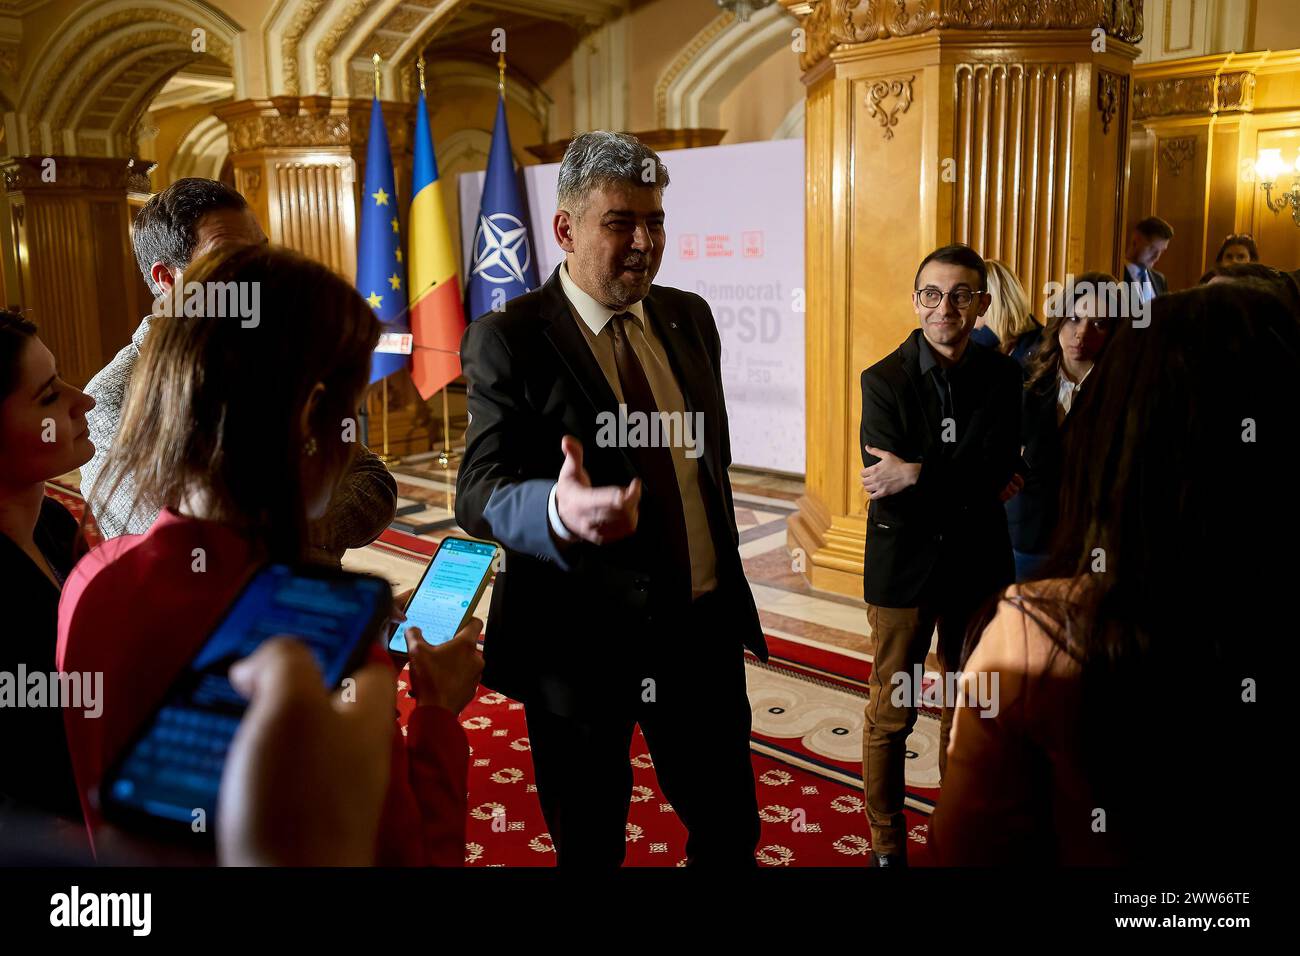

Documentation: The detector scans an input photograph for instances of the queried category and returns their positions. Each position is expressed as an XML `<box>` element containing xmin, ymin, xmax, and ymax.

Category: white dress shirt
<box><xmin>546</xmin><ymin>261</ymin><xmax>718</xmax><ymax>597</ymax></box>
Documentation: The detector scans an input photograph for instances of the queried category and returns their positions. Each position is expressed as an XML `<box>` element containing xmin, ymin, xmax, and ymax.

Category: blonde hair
<box><xmin>982</xmin><ymin>259</ymin><xmax>1037</xmax><ymax>351</ymax></box>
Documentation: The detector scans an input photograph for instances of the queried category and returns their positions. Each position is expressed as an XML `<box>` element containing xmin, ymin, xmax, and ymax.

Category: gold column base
<box><xmin>787</xmin><ymin>493</ymin><xmax>867</xmax><ymax>598</ymax></box>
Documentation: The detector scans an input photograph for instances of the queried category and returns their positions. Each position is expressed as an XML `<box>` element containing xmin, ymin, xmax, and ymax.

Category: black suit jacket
<box><xmin>859</xmin><ymin>330</ymin><xmax>1021</xmax><ymax>607</ymax></box>
<box><xmin>456</xmin><ymin>266</ymin><xmax>765</xmax><ymax>717</ymax></box>
<box><xmin>1005</xmin><ymin>374</ymin><xmax>1068</xmax><ymax>555</ymax></box>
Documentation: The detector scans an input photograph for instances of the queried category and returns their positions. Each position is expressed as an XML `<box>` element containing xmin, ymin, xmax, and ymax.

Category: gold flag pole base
<box><xmin>374</xmin><ymin>376</ymin><xmax>403</xmax><ymax>466</ymax></box>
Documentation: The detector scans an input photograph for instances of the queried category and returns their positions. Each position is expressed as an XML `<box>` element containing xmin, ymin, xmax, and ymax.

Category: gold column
<box><xmin>784</xmin><ymin>0</ymin><xmax>1142</xmax><ymax>597</ymax></box>
<box><xmin>0</xmin><ymin>156</ymin><xmax>154</xmax><ymax>387</ymax></box>
<box><xmin>214</xmin><ymin>96</ymin><xmax>415</xmax><ymax>282</ymax></box>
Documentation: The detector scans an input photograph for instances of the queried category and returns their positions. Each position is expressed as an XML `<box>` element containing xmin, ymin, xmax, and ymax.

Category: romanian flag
<box><xmin>407</xmin><ymin>88</ymin><xmax>466</xmax><ymax>400</ymax></box>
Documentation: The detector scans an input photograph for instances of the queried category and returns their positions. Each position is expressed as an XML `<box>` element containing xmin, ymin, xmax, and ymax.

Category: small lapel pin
<box><xmin>669</xmin><ymin>321</ymin><xmax>677</xmax><ymax>329</ymax></box>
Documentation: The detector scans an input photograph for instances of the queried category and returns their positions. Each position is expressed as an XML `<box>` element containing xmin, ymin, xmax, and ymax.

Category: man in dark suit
<box><xmin>858</xmin><ymin>243</ymin><xmax>1022</xmax><ymax>867</ymax></box>
<box><xmin>1123</xmin><ymin>216</ymin><xmax>1173</xmax><ymax>304</ymax></box>
<box><xmin>455</xmin><ymin>131</ymin><xmax>765</xmax><ymax>867</ymax></box>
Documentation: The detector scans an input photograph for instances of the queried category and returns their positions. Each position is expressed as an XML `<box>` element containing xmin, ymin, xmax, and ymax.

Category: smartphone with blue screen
<box><xmin>100</xmin><ymin>563</ymin><xmax>392</xmax><ymax>838</ymax></box>
<box><xmin>388</xmin><ymin>536</ymin><xmax>498</xmax><ymax>656</ymax></box>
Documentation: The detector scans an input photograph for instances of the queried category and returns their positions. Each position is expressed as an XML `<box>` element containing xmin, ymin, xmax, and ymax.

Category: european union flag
<box><xmin>465</xmin><ymin>95</ymin><xmax>540</xmax><ymax>320</ymax></box>
<box><xmin>357</xmin><ymin>96</ymin><xmax>409</xmax><ymax>383</ymax></box>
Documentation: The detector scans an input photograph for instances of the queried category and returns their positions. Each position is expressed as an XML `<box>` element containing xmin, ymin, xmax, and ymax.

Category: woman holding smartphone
<box><xmin>58</xmin><ymin>245</ymin><xmax>481</xmax><ymax>865</ymax></box>
<box><xmin>0</xmin><ymin>310</ymin><xmax>96</xmax><ymax>832</ymax></box>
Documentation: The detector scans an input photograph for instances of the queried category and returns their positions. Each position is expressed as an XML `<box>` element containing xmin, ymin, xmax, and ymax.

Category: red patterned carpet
<box><xmin>48</xmin><ymin>480</ymin><xmax>936</xmax><ymax>867</ymax></box>
<box><xmin>395</xmin><ymin>678</ymin><xmax>933</xmax><ymax>867</ymax></box>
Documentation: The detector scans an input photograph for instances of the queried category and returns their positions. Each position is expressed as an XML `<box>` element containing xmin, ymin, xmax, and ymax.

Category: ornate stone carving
<box><xmin>864</xmin><ymin>75</ymin><xmax>914</xmax><ymax>140</ymax></box>
<box><xmin>799</xmin><ymin>0</ymin><xmax>837</xmax><ymax>72</ymax></box>
<box><xmin>1159</xmin><ymin>136</ymin><xmax>1195</xmax><ymax>176</ymax></box>
<box><xmin>217</xmin><ymin>98</ymin><xmax>413</xmax><ymax>154</ymax></box>
<box><xmin>1133</xmin><ymin>70</ymin><xmax>1254</xmax><ymax>119</ymax></box>
<box><xmin>790</xmin><ymin>0</ymin><xmax>1144</xmax><ymax>69</ymax></box>
<box><xmin>315</xmin><ymin>0</ymin><xmax>373</xmax><ymax>95</ymax></box>
<box><xmin>282</xmin><ymin>0</ymin><xmax>331</xmax><ymax>97</ymax></box>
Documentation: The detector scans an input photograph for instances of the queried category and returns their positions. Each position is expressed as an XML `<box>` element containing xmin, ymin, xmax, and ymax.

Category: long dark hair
<box><xmin>1025</xmin><ymin>271</ymin><xmax>1117</xmax><ymax>390</ymax></box>
<box><xmin>93</xmin><ymin>245</ymin><xmax>379</xmax><ymax>560</ymax></box>
<box><xmin>983</xmin><ymin>283</ymin><xmax>1296</xmax><ymax>863</ymax></box>
<box><xmin>1200</xmin><ymin>262</ymin><xmax>1300</xmax><ymax>320</ymax></box>
<box><xmin>0</xmin><ymin>309</ymin><xmax>38</xmax><ymax>402</ymax></box>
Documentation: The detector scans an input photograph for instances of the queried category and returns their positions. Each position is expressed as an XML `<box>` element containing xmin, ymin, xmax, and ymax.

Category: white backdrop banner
<box><xmin>458</xmin><ymin>138</ymin><xmax>805</xmax><ymax>473</ymax></box>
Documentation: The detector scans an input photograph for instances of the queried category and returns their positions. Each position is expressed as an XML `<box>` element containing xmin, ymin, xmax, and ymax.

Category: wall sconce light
<box><xmin>1256</xmin><ymin>148</ymin><xmax>1300</xmax><ymax>227</ymax></box>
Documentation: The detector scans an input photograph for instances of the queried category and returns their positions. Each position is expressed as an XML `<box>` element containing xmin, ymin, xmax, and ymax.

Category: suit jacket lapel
<box><xmin>540</xmin><ymin>268</ymin><xmax>619</xmax><ymax>416</ymax></box>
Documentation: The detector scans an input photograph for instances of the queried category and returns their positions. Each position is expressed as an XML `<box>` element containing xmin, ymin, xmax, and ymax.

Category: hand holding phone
<box><xmin>217</xmin><ymin>638</ymin><xmax>394</xmax><ymax>866</ymax></box>
<box><xmin>389</xmin><ymin>537</ymin><xmax>497</xmax><ymax>655</ymax></box>
<box><xmin>100</xmin><ymin>564</ymin><xmax>391</xmax><ymax>838</ymax></box>
<box><xmin>405</xmin><ymin>619</ymin><xmax>484</xmax><ymax>714</ymax></box>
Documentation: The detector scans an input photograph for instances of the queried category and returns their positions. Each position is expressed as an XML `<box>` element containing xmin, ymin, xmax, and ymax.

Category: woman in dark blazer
<box><xmin>1007</xmin><ymin>272</ymin><xmax>1116</xmax><ymax>581</ymax></box>
<box><xmin>0</xmin><ymin>310</ymin><xmax>97</xmax><ymax>824</ymax></box>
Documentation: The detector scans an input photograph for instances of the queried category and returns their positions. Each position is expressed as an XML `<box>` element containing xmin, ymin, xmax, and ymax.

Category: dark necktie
<box><xmin>608</xmin><ymin>313</ymin><xmax>692</xmax><ymax>600</ymax></box>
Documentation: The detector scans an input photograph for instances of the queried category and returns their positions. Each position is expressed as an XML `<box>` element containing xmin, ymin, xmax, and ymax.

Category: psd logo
<box><xmin>743</xmin><ymin>231</ymin><xmax>764</xmax><ymax>258</ymax></box>
<box><xmin>679</xmin><ymin>234</ymin><xmax>699</xmax><ymax>260</ymax></box>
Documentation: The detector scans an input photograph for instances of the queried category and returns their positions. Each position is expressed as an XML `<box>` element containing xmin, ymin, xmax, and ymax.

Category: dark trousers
<box><xmin>523</xmin><ymin>594</ymin><xmax>759</xmax><ymax>868</ymax></box>
<box><xmin>862</xmin><ymin>594</ymin><xmax>983</xmax><ymax>857</ymax></box>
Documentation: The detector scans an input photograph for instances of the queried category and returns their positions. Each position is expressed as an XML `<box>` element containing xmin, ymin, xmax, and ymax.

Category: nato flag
<box><xmin>465</xmin><ymin>95</ymin><xmax>540</xmax><ymax>321</ymax></box>
<box><xmin>357</xmin><ymin>96</ymin><xmax>409</xmax><ymax>383</ymax></box>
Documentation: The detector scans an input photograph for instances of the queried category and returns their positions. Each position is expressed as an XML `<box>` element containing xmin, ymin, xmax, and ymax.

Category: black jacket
<box><xmin>859</xmin><ymin>330</ymin><xmax>1021</xmax><ymax>607</ymax></box>
<box><xmin>0</xmin><ymin>497</ymin><xmax>85</xmax><ymax>821</ymax></box>
<box><xmin>1006</xmin><ymin>372</ymin><xmax>1077</xmax><ymax>555</ymax></box>
<box><xmin>455</xmin><ymin>267</ymin><xmax>765</xmax><ymax>717</ymax></box>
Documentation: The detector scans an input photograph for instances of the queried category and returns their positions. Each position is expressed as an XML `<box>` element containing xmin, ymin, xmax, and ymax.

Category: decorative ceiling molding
<box><xmin>12</xmin><ymin>0</ymin><xmax>240</xmax><ymax>156</ymax></box>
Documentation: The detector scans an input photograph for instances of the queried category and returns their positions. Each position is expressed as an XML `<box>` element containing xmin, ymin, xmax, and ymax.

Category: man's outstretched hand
<box><xmin>554</xmin><ymin>435</ymin><xmax>641</xmax><ymax>545</ymax></box>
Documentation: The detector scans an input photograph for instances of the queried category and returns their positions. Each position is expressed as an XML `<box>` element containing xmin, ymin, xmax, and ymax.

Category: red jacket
<box><xmin>57</xmin><ymin>508</ymin><xmax>467</xmax><ymax>865</ymax></box>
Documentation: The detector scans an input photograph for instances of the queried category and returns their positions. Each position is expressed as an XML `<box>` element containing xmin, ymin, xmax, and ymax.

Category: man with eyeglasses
<box><xmin>857</xmin><ymin>243</ymin><xmax>1022</xmax><ymax>867</ymax></box>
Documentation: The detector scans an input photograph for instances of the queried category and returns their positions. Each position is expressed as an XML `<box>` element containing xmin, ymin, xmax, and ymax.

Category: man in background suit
<box><xmin>456</xmin><ymin>131</ymin><xmax>766</xmax><ymax>867</ymax></box>
<box><xmin>1123</xmin><ymin>216</ymin><xmax>1173</xmax><ymax>305</ymax></box>
<box><xmin>858</xmin><ymin>243</ymin><xmax>1022</xmax><ymax>867</ymax></box>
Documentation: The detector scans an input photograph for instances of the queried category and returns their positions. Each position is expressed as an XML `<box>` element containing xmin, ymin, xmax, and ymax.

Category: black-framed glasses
<box><xmin>915</xmin><ymin>288</ymin><xmax>980</xmax><ymax>309</ymax></box>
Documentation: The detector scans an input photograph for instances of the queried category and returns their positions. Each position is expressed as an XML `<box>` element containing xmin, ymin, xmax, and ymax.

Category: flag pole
<box><xmin>371</xmin><ymin>51</ymin><xmax>401</xmax><ymax>466</ymax></box>
<box><xmin>414</xmin><ymin>50</ymin><xmax>458</xmax><ymax>479</ymax></box>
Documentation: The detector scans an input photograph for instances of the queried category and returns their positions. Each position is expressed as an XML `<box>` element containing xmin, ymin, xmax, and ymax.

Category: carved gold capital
<box><xmin>214</xmin><ymin>97</ymin><xmax>414</xmax><ymax>154</ymax></box>
<box><xmin>784</xmin><ymin>0</ymin><xmax>1144</xmax><ymax>70</ymax></box>
<box><xmin>0</xmin><ymin>156</ymin><xmax>155</xmax><ymax>195</ymax></box>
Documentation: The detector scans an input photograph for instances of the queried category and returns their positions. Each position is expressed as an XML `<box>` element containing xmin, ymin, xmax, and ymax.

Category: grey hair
<box><xmin>556</xmin><ymin>131</ymin><xmax>670</xmax><ymax>219</ymax></box>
